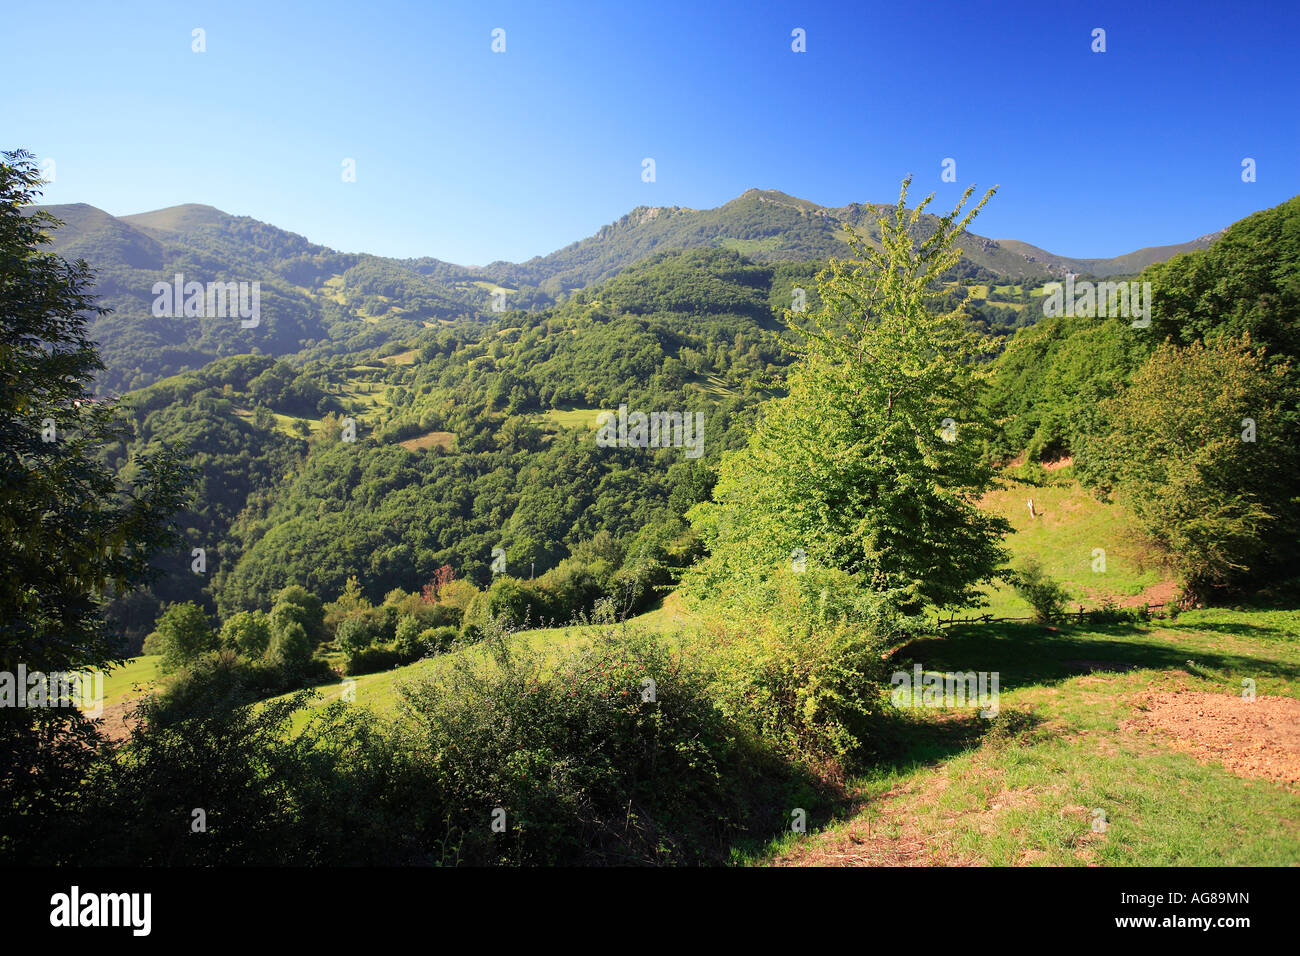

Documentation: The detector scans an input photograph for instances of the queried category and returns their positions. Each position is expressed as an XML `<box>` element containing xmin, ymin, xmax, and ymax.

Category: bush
<box><xmin>342</xmin><ymin>645</ymin><xmax>406</xmax><ymax>676</ymax></box>
<box><xmin>419</xmin><ymin>626</ymin><xmax>458</xmax><ymax>654</ymax></box>
<box><xmin>270</xmin><ymin>585</ymin><xmax>325</xmax><ymax>646</ymax></box>
<box><xmin>435</xmin><ymin>579</ymin><xmax>479</xmax><ymax>617</ymax></box>
<box><xmin>398</xmin><ymin>624</ymin><xmax>801</xmax><ymax>865</ymax></box>
<box><xmin>682</xmin><ymin>563</ymin><xmax>920</xmax><ymax>772</ymax></box>
<box><xmin>393</xmin><ymin>615</ymin><xmax>426</xmax><ymax>659</ymax></box>
<box><xmin>336</xmin><ymin>615</ymin><xmax>380</xmax><ymax>656</ymax></box>
<box><xmin>267</xmin><ymin>620</ymin><xmax>313</xmax><ymax>674</ymax></box>
<box><xmin>1012</xmin><ymin>558</ymin><xmax>1072</xmax><ymax>624</ymax></box>
<box><xmin>74</xmin><ymin>678</ymin><xmax>430</xmax><ymax>865</ymax></box>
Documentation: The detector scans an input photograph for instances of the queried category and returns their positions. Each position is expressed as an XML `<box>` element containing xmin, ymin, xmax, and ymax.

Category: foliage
<box><xmin>1011</xmin><ymin>558</ymin><xmax>1072</xmax><ymax>624</ymax></box>
<box><xmin>689</xmin><ymin>178</ymin><xmax>1010</xmax><ymax>612</ymax></box>
<box><xmin>1078</xmin><ymin>336</ymin><xmax>1299</xmax><ymax>598</ymax></box>
<box><xmin>153</xmin><ymin>601</ymin><xmax>218</xmax><ymax>672</ymax></box>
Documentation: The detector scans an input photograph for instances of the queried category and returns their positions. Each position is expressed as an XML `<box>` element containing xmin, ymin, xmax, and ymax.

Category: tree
<box><xmin>0</xmin><ymin>150</ymin><xmax>188</xmax><ymax>860</ymax></box>
<box><xmin>219</xmin><ymin>610</ymin><xmax>272</xmax><ymax>657</ymax></box>
<box><xmin>267</xmin><ymin>620</ymin><xmax>312</xmax><ymax>673</ymax></box>
<box><xmin>688</xmin><ymin>178</ymin><xmax>1010</xmax><ymax>612</ymax></box>
<box><xmin>154</xmin><ymin>602</ymin><xmax>218</xmax><ymax>671</ymax></box>
<box><xmin>1012</xmin><ymin>559</ymin><xmax>1072</xmax><ymax>624</ymax></box>
<box><xmin>269</xmin><ymin>585</ymin><xmax>325</xmax><ymax>646</ymax></box>
<box><xmin>1079</xmin><ymin>336</ymin><xmax>1299</xmax><ymax>599</ymax></box>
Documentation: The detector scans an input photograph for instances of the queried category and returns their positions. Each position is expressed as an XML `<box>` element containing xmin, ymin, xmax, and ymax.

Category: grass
<box><xmin>102</xmin><ymin>469</ymin><xmax>1300</xmax><ymax>867</ymax></box>
<box><xmin>717</xmin><ymin>236</ymin><xmax>780</xmax><ymax>254</ymax></box>
<box><xmin>977</xmin><ymin>478</ymin><xmax>1169</xmax><ymax>618</ymax></box>
<box><xmin>92</xmin><ymin>654</ymin><xmax>162</xmax><ymax>709</ymax></box>
<box><xmin>398</xmin><ymin>430</ymin><xmax>456</xmax><ymax>452</ymax></box>
<box><xmin>755</xmin><ymin>609</ymin><xmax>1300</xmax><ymax>866</ymax></box>
<box><xmin>538</xmin><ymin>407</ymin><xmax>605</xmax><ymax>431</ymax></box>
<box><xmin>280</xmin><ymin>594</ymin><xmax>706</xmax><ymax>732</ymax></box>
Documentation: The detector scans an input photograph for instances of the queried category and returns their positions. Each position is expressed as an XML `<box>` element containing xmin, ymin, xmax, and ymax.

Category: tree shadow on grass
<box><xmin>1172</xmin><ymin>619</ymin><xmax>1299</xmax><ymax>642</ymax></box>
<box><xmin>892</xmin><ymin>621</ymin><xmax>1300</xmax><ymax>693</ymax></box>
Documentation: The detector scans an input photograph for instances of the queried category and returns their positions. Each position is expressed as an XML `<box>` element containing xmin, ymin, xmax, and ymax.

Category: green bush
<box><xmin>398</xmin><ymin>624</ymin><xmax>811</xmax><ymax>865</ymax></box>
<box><xmin>419</xmin><ymin>626</ymin><xmax>458</xmax><ymax>654</ymax></box>
<box><xmin>1012</xmin><ymin>558</ymin><xmax>1072</xmax><ymax>624</ymax></box>
<box><xmin>267</xmin><ymin>620</ymin><xmax>314</xmax><ymax>674</ymax></box>
<box><xmin>220</xmin><ymin>610</ymin><xmax>272</xmax><ymax>657</ymax></box>
<box><xmin>336</xmin><ymin>615</ymin><xmax>380</xmax><ymax>656</ymax></box>
<box><xmin>153</xmin><ymin>602</ymin><xmax>218</xmax><ymax>673</ymax></box>
<box><xmin>683</xmin><ymin>563</ymin><xmax>919</xmax><ymax>772</ymax></box>
<box><xmin>393</xmin><ymin>615</ymin><xmax>425</xmax><ymax>659</ymax></box>
<box><xmin>342</xmin><ymin>645</ymin><xmax>406</xmax><ymax>676</ymax></box>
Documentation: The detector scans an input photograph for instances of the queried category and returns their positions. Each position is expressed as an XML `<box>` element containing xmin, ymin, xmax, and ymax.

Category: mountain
<box><xmin>470</xmin><ymin>189</ymin><xmax>1226</xmax><ymax>293</ymax></box>
<box><xmin>996</xmin><ymin>232</ymin><xmax>1226</xmax><ymax>278</ymax></box>
<box><xmin>28</xmin><ymin>191</ymin><xmax>1229</xmax><ymax>393</ymax></box>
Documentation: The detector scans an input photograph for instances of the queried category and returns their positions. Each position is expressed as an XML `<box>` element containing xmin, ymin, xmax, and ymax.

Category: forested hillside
<box><xmin>29</xmin><ymin>187</ymin><xmax>1221</xmax><ymax>397</ymax></box>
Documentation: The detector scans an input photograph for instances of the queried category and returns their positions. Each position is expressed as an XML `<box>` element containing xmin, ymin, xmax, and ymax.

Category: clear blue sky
<box><xmin>5</xmin><ymin>0</ymin><xmax>1298</xmax><ymax>265</ymax></box>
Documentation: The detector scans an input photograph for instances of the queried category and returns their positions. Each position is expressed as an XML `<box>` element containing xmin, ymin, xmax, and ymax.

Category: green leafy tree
<box><xmin>219</xmin><ymin>610</ymin><xmax>272</xmax><ymax>657</ymax></box>
<box><xmin>1011</xmin><ymin>558</ymin><xmax>1072</xmax><ymax>624</ymax></box>
<box><xmin>1079</xmin><ymin>336</ymin><xmax>1299</xmax><ymax>599</ymax></box>
<box><xmin>269</xmin><ymin>585</ymin><xmax>325</xmax><ymax>646</ymax></box>
<box><xmin>267</xmin><ymin>620</ymin><xmax>312</xmax><ymax>673</ymax></box>
<box><xmin>1</xmin><ymin>150</ymin><xmax>188</xmax><ymax>860</ymax></box>
<box><xmin>154</xmin><ymin>602</ymin><xmax>218</xmax><ymax>672</ymax></box>
<box><xmin>688</xmin><ymin>178</ymin><xmax>1010</xmax><ymax>611</ymax></box>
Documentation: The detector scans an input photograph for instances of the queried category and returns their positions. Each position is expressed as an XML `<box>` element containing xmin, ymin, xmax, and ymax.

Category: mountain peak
<box><xmin>121</xmin><ymin>203</ymin><xmax>234</xmax><ymax>235</ymax></box>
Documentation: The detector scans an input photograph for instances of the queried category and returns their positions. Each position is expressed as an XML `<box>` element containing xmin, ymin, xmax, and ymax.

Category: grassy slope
<box><xmin>763</xmin><ymin>608</ymin><xmax>1300</xmax><ymax>866</ymax></box>
<box><xmin>979</xmin><ymin>477</ymin><xmax>1170</xmax><ymax>617</ymax></box>
<box><xmin>98</xmin><ymin>478</ymin><xmax>1299</xmax><ymax>866</ymax></box>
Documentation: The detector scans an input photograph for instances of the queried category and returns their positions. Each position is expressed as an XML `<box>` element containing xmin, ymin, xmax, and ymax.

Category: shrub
<box><xmin>682</xmin><ymin>563</ymin><xmax>920</xmax><ymax>772</ymax></box>
<box><xmin>398</xmin><ymin>624</ymin><xmax>795</xmax><ymax>865</ymax></box>
<box><xmin>1012</xmin><ymin>558</ymin><xmax>1072</xmax><ymax>624</ymax></box>
<box><xmin>270</xmin><ymin>585</ymin><xmax>325</xmax><ymax>646</ymax></box>
<box><xmin>435</xmin><ymin>578</ymin><xmax>479</xmax><ymax>616</ymax></box>
<box><xmin>393</xmin><ymin>615</ymin><xmax>425</xmax><ymax>659</ymax></box>
<box><xmin>267</xmin><ymin>620</ymin><xmax>313</xmax><ymax>674</ymax></box>
<box><xmin>336</xmin><ymin>615</ymin><xmax>380</xmax><ymax>656</ymax></box>
<box><xmin>419</xmin><ymin>626</ymin><xmax>458</xmax><ymax>654</ymax></box>
<box><xmin>342</xmin><ymin>645</ymin><xmax>405</xmax><ymax>676</ymax></box>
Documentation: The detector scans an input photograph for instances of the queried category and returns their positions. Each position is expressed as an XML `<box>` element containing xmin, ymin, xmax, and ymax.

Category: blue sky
<box><xmin>6</xmin><ymin>0</ymin><xmax>1298</xmax><ymax>264</ymax></box>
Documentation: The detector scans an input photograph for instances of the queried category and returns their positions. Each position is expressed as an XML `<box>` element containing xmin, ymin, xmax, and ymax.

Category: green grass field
<box><xmin>538</xmin><ymin>407</ymin><xmax>605</xmax><ymax>431</ymax></box>
<box><xmin>977</xmin><ymin>478</ymin><xmax>1169</xmax><ymax>618</ymax></box>
<box><xmin>94</xmin><ymin>654</ymin><xmax>162</xmax><ymax>709</ymax></box>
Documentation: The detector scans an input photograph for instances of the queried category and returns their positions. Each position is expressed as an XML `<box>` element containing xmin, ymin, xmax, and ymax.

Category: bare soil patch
<box><xmin>1125</xmin><ymin>691</ymin><xmax>1300</xmax><ymax>791</ymax></box>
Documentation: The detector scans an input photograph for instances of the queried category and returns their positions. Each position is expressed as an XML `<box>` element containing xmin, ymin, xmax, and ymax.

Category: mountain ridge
<box><xmin>35</xmin><ymin>187</ymin><xmax>1227</xmax><ymax>293</ymax></box>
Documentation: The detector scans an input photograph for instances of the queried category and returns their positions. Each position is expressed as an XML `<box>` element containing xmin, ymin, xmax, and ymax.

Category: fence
<box><xmin>937</xmin><ymin>603</ymin><xmax>1169</xmax><ymax>630</ymax></box>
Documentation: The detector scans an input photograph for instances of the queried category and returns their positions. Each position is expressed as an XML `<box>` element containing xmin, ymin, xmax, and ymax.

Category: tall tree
<box><xmin>0</xmin><ymin>149</ymin><xmax>189</xmax><ymax>859</ymax></box>
<box><xmin>688</xmin><ymin>178</ymin><xmax>1010</xmax><ymax>612</ymax></box>
<box><xmin>1079</xmin><ymin>336</ymin><xmax>1299</xmax><ymax>600</ymax></box>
